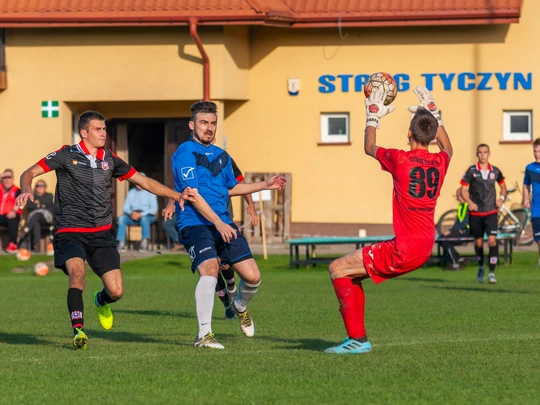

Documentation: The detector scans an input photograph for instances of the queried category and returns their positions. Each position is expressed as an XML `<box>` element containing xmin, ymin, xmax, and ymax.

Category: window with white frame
<box><xmin>321</xmin><ymin>113</ymin><xmax>349</xmax><ymax>143</ymax></box>
<box><xmin>503</xmin><ymin>111</ymin><xmax>532</xmax><ymax>141</ymax></box>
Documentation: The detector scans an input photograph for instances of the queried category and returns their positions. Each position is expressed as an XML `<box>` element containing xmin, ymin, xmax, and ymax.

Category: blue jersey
<box><xmin>524</xmin><ymin>162</ymin><xmax>540</xmax><ymax>218</ymax></box>
<box><xmin>172</xmin><ymin>138</ymin><xmax>238</xmax><ymax>230</ymax></box>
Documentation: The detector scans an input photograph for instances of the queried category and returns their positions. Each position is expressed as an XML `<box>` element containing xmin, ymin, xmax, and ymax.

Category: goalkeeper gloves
<box><xmin>365</xmin><ymin>90</ymin><xmax>395</xmax><ymax>129</ymax></box>
<box><xmin>407</xmin><ymin>86</ymin><xmax>443</xmax><ymax>126</ymax></box>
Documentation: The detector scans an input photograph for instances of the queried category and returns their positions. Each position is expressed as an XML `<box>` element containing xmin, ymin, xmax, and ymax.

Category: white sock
<box><xmin>234</xmin><ymin>279</ymin><xmax>260</xmax><ymax>313</ymax></box>
<box><xmin>195</xmin><ymin>276</ymin><xmax>217</xmax><ymax>338</ymax></box>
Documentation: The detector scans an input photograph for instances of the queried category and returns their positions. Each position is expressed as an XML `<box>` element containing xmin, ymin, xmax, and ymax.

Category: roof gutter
<box><xmin>189</xmin><ymin>17</ymin><xmax>210</xmax><ymax>101</ymax></box>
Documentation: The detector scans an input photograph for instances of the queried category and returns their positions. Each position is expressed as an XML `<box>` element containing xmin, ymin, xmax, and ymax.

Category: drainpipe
<box><xmin>0</xmin><ymin>29</ymin><xmax>6</xmax><ymax>90</ymax></box>
<box><xmin>189</xmin><ymin>17</ymin><xmax>210</xmax><ymax>101</ymax></box>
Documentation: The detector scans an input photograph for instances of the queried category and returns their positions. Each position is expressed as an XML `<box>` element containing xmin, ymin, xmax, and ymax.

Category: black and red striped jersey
<box><xmin>37</xmin><ymin>141</ymin><xmax>135</xmax><ymax>233</ymax></box>
<box><xmin>460</xmin><ymin>162</ymin><xmax>504</xmax><ymax>216</ymax></box>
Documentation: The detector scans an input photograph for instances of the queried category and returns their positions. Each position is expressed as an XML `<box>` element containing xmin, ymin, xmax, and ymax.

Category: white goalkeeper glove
<box><xmin>365</xmin><ymin>90</ymin><xmax>395</xmax><ymax>129</ymax></box>
<box><xmin>407</xmin><ymin>86</ymin><xmax>443</xmax><ymax>126</ymax></box>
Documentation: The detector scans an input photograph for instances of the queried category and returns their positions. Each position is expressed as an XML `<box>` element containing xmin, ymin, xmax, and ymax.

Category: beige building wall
<box><xmin>225</xmin><ymin>0</ymin><xmax>539</xmax><ymax>230</ymax></box>
<box><xmin>0</xmin><ymin>1</ymin><xmax>537</xmax><ymax>233</ymax></box>
<box><xmin>0</xmin><ymin>26</ymin><xmax>248</xmax><ymax>184</ymax></box>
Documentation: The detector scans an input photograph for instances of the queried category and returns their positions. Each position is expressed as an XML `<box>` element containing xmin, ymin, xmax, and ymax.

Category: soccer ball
<box><xmin>363</xmin><ymin>72</ymin><xmax>397</xmax><ymax>105</ymax></box>
<box><xmin>16</xmin><ymin>248</ymin><xmax>31</xmax><ymax>261</ymax></box>
<box><xmin>34</xmin><ymin>262</ymin><xmax>49</xmax><ymax>277</ymax></box>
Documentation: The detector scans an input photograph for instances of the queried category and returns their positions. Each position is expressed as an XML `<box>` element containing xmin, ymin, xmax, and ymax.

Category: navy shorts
<box><xmin>53</xmin><ymin>230</ymin><xmax>120</xmax><ymax>277</ymax></box>
<box><xmin>178</xmin><ymin>224</ymin><xmax>253</xmax><ymax>273</ymax></box>
<box><xmin>532</xmin><ymin>218</ymin><xmax>540</xmax><ymax>242</ymax></box>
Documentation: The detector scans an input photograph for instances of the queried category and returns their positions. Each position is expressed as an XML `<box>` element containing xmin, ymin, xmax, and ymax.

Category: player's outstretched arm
<box><xmin>408</xmin><ymin>86</ymin><xmax>453</xmax><ymax>157</ymax></box>
<box><xmin>189</xmin><ymin>192</ymin><xmax>238</xmax><ymax>243</ymax></box>
<box><xmin>229</xmin><ymin>175</ymin><xmax>286</xmax><ymax>196</ymax></box>
<box><xmin>364</xmin><ymin>90</ymin><xmax>394</xmax><ymax>159</ymax></box>
<box><xmin>364</xmin><ymin>126</ymin><xmax>378</xmax><ymax>159</ymax></box>
<box><xmin>435</xmin><ymin>126</ymin><xmax>453</xmax><ymax>158</ymax></box>
<box><xmin>16</xmin><ymin>164</ymin><xmax>45</xmax><ymax>208</ymax></box>
<box><xmin>128</xmin><ymin>171</ymin><xmax>196</xmax><ymax>210</ymax></box>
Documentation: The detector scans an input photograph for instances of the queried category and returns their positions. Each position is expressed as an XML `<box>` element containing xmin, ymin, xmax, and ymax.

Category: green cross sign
<box><xmin>41</xmin><ymin>101</ymin><xmax>59</xmax><ymax>118</ymax></box>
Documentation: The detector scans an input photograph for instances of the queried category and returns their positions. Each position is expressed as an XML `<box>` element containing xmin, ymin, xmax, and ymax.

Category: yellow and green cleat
<box><xmin>93</xmin><ymin>291</ymin><xmax>113</xmax><ymax>330</ymax></box>
<box><xmin>73</xmin><ymin>328</ymin><xmax>88</xmax><ymax>350</ymax></box>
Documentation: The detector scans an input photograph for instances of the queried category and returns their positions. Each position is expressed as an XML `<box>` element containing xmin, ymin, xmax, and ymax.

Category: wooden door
<box><xmin>164</xmin><ymin>119</ymin><xmax>191</xmax><ymax>189</ymax></box>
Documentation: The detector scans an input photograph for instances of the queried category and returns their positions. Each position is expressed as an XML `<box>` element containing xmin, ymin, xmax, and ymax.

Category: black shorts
<box><xmin>178</xmin><ymin>224</ymin><xmax>253</xmax><ymax>273</ymax></box>
<box><xmin>53</xmin><ymin>230</ymin><xmax>120</xmax><ymax>277</ymax></box>
<box><xmin>469</xmin><ymin>213</ymin><xmax>498</xmax><ymax>239</ymax></box>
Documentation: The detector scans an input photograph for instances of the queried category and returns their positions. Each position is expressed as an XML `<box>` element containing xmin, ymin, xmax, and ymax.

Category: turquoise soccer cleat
<box><xmin>324</xmin><ymin>338</ymin><xmax>372</xmax><ymax>354</ymax></box>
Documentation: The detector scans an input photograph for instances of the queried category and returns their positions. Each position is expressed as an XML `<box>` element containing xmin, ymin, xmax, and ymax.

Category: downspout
<box><xmin>189</xmin><ymin>17</ymin><xmax>210</xmax><ymax>101</ymax></box>
<box><xmin>0</xmin><ymin>29</ymin><xmax>6</xmax><ymax>90</ymax></box>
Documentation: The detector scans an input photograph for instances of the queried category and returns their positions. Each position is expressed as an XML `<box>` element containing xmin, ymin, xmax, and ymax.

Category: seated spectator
<box><xmin>116</xmin><ymin>173</ymin><xmax>158</xmax><ymax>252</ymax></box>
<box><xmin>0</xmin><ymin>169</ymin><xmax>22</xmax><ymax>253</ymax></box>
<box><xmin>161</xmin><ymin>200</ymin><xmax>183</xmax><ymax>251</ymax></box>
<box><xmin>18</xmin><ymin>180</ymin><xmax>55</xmax><ymax>252</ymax></box>
<box><xmin>438</xmin><ymin>188</ymin><xmax>470</xmax><ymax>270</ymax></box>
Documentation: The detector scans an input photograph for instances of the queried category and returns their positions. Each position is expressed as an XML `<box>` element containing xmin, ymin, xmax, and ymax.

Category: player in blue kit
<box><xmin>522</xmin><ymin>138</ymin><xmax>540</xmax><ymax>266</ymax></box>
<box><xmin>173</xmin><ymin>101</ymin><xmax>286</xmax><ymax>349</ymax></box>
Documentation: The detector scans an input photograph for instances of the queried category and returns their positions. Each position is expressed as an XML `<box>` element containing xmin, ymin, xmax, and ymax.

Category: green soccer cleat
<box><xmin>73</xmin><ymin>328</ymin><xmax>88</xmax><ymax>350</ymax></box>
<box><xmin>93</xmin><ymin>291</ymin><xmax>113</xmax><ymax>330</ymax></box>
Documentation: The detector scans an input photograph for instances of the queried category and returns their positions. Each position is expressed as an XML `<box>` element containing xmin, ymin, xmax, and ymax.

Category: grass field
<box><xmin>1</xmin><ymin>252</ymin><xmax>539</xmax><ymax>404</ymax></box>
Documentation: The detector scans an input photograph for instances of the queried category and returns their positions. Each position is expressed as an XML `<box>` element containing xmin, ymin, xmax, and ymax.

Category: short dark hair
<box><xmin>78</xmin><ymin>110</ymin><xmax>105</xmax><ymax>132</ymax></box>
<box><xmin>190</xmin><ymin>101</ymin><xmax>218</xmax><ymax>122</ymax></box>
<box><xmin>409</xmin><ymin>108</ymin><xmax>438</xmax><ymax>146</ymax></box>
<box><xmin>3</xmin><ymin>169</ymin><xmax>13</xmax><ymax>176</ymax></box>
<box><xmin>533</xmin><ymin>138</ymin><xmax>540</xmax><ymax>147</ymax></box>
<box><xmin>477</xmin><ymin>143</ymin><xmax>490</xmax><ymax>153</ymax></box>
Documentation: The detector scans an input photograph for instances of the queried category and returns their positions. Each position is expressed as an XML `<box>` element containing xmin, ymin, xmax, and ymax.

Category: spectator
<box><xmin>0</xmin><ymin>169</ymin><xmax>22</xmax><ymax>253</ymax></box>
<box><xmin>116</xmin><ymin>173</ymin><xmax>158</xmax><ymax>252</ymax></box>
<box><xmin>162</xmin><ymin>208</ymin><xmax>183</xmax><ymax>252</ymax></box>
<box><xmin>438</xmin><ymin>188</ymin><xmax>470</xmax><ymax>270</ymax></box>
<box><xmin>18</xmin><ymin>180</ymin><xmax>55</xmax><ymax>252</ymax></box>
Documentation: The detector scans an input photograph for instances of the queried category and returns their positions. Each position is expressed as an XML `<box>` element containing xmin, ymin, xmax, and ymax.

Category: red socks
<box><xmin>331</xmin><ymin>277</ymin><xmax>366</xmax><ymax>339</ymax></box>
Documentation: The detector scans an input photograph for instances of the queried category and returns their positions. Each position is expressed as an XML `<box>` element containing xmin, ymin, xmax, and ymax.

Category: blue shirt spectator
<box><xmin>122</xmin><ymin>186</ymin><xmax>158</xmax><ymax>217</ymax></box>
<box><xmin>116</xmin><ymin>181</ymin><xmax>158</xmax><ymax>252</ymax></box>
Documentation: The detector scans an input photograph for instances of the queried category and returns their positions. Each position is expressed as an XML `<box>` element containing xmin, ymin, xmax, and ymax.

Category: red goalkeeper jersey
<box><xmin>376</xmin><ymin>147</ymin><xmax>451</xmax><ymax>257</ymax></box>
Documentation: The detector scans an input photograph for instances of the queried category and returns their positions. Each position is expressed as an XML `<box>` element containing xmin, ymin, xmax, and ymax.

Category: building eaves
<box><xmin>0</xmin><ymin>0</ymin><xmax>523</xmax><ymax>27</ymax></box>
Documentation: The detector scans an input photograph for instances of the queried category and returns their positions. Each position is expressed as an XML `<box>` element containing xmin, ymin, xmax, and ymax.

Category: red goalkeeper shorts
<box><xmin>361</xmin><ymin>238</ymin><xmax>430</xmax><ymax>284</ymax></box>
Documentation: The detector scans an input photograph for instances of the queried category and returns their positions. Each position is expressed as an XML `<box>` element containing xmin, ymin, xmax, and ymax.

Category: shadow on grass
<box><xmin>426</xmin><ymin>285</ymin><xmax>534</xmax><ymax>294</ymax></box>
<box><xmin>396</xmin><ymin>277</ymin><xmax>448</xmax><ymax>283</ymax></box>
<box><xmin>90</xmin><ymin>330</ymin><xmax>163</xmax><ymax>344</ymax></box>
<box><xmin>115</xmin><ymin>309</ymin><xmax>195</xmax><ymax>319</ymax></box>
<box><xmin>261</xmin><ymin>336</ymin><xmax>336</xmax><ymax>352</ymax></box>
<box><xmin>0</xmin><ymin>332</ymin><xmax>52</xmax><ymax>346</ymax></box>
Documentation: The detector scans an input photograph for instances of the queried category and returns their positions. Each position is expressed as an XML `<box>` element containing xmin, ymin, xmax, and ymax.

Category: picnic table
<box><xmin>287</xmin><ymin>233</ymin><xmax>517</xmax><ymax>269</ymax></box>
<box><xmin>287</xmin><ymin>235</ymin><xmax>393</xmax><ymax>269</ymax></box>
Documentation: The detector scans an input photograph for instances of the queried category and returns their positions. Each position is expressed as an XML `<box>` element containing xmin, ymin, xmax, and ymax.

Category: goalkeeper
<box><xmin>325</xmin><ymin>87</ymin><xmax>453</xmax><ymax>354</ymax></box>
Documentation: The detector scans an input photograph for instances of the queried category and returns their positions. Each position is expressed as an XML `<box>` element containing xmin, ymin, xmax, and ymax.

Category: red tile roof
<box><xmin>0</xmin><ymin>0</ymin><xmax>523</xmax><ymax>27</ymax></box>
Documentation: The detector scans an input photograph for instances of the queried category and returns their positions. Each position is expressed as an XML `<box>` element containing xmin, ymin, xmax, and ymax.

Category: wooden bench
<box><xmin>287</xmin><ymin>235</ymin><xmax>394</xmax><ymax>269</ymax></box>
<box><xmin>435</xmin><ymin>232</ymin><xmax>517</xmax><ymax>266</ymax></box>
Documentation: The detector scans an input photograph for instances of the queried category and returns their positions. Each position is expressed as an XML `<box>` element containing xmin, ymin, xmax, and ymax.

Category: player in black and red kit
<box><xmin>460</xmin><ymin>144</ymin><xmax>507</xmax><ymax>284</ymax></box>
<box><xmin>16</xmin><ymin>110</ymin><xmax>192</xmax><ymax>350</ymax></box>
<box><xmin>325</xmin><ymin>87</ymin><xmax>453</xmax><ymax>354</ymax></box>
